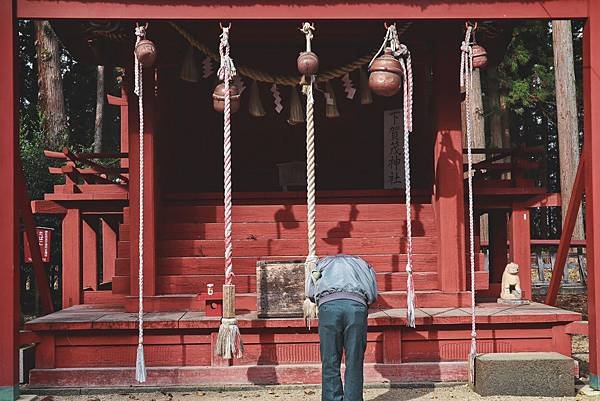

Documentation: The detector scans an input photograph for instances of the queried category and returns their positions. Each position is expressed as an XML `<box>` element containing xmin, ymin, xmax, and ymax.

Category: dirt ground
<box><xmin>30</xmin><ymin>292</ymin><xmax>593</xmax><ymax>401</ymax></box>
<box><xmin>33</xmin><ymin>384</ymin><xmax>600</xmax><ymax>401</ymax></box>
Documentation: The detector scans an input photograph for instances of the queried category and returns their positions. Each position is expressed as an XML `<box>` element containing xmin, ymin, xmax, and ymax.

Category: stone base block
<box><xmin>474</xmin><ymin>352</ymin><xmax>574</xmax><ymax>397</ymax></box>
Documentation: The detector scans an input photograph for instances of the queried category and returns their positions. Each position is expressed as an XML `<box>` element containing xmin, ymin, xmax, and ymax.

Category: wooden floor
<box><xmin>26</xmin><ymin>302</ymin><xmax>580</xmax><ymax>330</ymax></box>
<box><xmin>25</xmin><ymin>302</ymin><xmax>581</xmax><ymax>387</ymax></box>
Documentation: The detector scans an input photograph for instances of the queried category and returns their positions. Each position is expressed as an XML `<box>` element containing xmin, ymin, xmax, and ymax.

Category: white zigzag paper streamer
<box><xmin>233</xmin><ymin>75</ymin><xmax>246</xmax><ymax>94</ymax></box>
<box><xmin>271</xmin><ymin>83</ymin><xmax>283</xmax><ymax>114</ymax></box>
<box><xmin>202</xmin><ymin>57</ymin><xmax>214</xmax><ymax>79</ymax></box>
<box><xmin>342</xmin><ymin>73</ymin><xmax>357</xmax><ymax>100</ymax></box>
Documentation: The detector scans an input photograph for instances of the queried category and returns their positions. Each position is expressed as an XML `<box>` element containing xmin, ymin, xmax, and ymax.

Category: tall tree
<box><xmin>552</xmin><ymin>20</ymin><xmax>584</xmax><ymax>240</ymax></box>
<box><xmin>35</xmin><ymin>20</ymin><xmax>68</xmax><ymax>150</ymax></box>
<box><xmin>94</xmin><ymin>65</ymin><xmax>105</xmax><ymax>153</ymax></box>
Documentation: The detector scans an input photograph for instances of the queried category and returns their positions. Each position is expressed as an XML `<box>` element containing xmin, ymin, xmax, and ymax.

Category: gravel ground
<box><xmin>33</xmin><ymin>384</ymin><xmax>600</xmax><ymax>401</ymax></box>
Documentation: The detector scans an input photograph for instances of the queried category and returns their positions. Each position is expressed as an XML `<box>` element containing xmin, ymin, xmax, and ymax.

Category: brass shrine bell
<box><xmin>368</xmin><ymin>48</ymin><xmax>403</xmax><ymax>97</ymax></box>
<box><xmin>212</xmin><ymin>83</ymin><xmax>241</xmax><ymax>114</ymax></box>
<box><xmin>471</xmin><ymin>44</ymin><xmax>488</xmax><ymax>69</ymax></box>
<box><xmin>134</xmin><ymin>38</ymin><xmax>157</xmax><ymax>68</ymax></box>
<box><xmin>297</xmin><ymin>51</ymin><xmax>319</xmax><ymax>76</ymax></box>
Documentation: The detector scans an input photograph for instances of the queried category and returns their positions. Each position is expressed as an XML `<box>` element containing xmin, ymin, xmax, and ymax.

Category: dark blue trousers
<box><xmin>318</xmin><ymin>299</ymin><xmax>368</xmax><ymax>401</ymax></box>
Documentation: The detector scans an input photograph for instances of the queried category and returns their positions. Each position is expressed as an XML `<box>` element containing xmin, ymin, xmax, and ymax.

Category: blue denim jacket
<box><xmin>305</xmin><ymin>254</ymin><xmax>378</xmax><ymax>306</ymax></box>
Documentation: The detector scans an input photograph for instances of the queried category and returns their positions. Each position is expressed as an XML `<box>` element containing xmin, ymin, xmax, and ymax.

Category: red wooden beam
<box><xmin>584</xmin><ymin>0</ymin><xmax>600</xmax><ymax>389</ymax></box>
<box><xmin>433</xmin><ymin>30</ymin><xmax>465</xmax><ymax>295</ymax></box>
<box><xmin>16</xmin><ymin>0</ymin><xmax>588</xmax><ymax>20</ymax></box>
<box><xmin>0</xmin><ymin>0</ymin><xmax>19</xmax><ymax>399</ymax></box>
<box><xmin>102</xmin><ymin>217</ymin><xmax>118</xmax><ymax>285</ymax></box>
<box><xmin>545</xmin><ymin>156</ymin><xmax>585</xmax><ymax>306</ymax></box>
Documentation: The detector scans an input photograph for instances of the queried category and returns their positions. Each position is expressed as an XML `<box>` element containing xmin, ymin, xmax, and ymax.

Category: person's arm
<box><xmin>366</xmin><ymin>264</ymin><xmax>378</xmax><ymax>305</ymax></box>
<box><xmin>305</xmin><ymin>265</ymin><xmax>318</xmax><ymax>302</ymax></box>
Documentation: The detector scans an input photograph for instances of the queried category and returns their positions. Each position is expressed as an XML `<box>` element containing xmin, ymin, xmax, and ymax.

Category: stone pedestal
<box><xmin>474</xmin><ymin>352</ymin><xmax>574</xmax><ymax>397</ymax></box>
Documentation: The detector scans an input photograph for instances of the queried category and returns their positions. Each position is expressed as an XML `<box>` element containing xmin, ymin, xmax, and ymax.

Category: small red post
<box><xmin>62</xmin><ymin>209</ymin><xmax>82</xmax><ymax>308</ymax></box>
<box><xmin>545</xmin><ymin>156</ymin><xmax>585</xmax><ymax>305</ymax></box>
<box><xmin>82</xmin><ymin>217</ymin><xmax>98</xmax><ymax>290</ymax></box>
<box><xmin>101</xmin><ymin>217</ymin><xmax>118</xmax><ymax>284</ymax></box>
<box><xmin>509</xmin><ymin>207</ymin><xmax>532</xmax><ymax>300</ymax></box>
<box><xmin>0</xmin><ymin>0</ymin><xmax>19</xmax><ymax>398</ymax></box>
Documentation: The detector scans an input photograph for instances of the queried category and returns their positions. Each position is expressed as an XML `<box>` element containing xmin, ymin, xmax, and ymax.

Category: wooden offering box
<box><xmin>256</xmin><ymin>260</ymin><xmax>305</xmax><ymax>318</ymax></box>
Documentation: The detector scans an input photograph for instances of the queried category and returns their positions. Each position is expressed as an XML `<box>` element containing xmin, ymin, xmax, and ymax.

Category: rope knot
<box><xmin>135</xmin><ymin>24</ymin><xmax>147</xmax><ymax>40</ymax></box>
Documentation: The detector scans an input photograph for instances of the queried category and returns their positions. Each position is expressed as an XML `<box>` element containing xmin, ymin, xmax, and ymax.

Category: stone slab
<box><xmin>474</xmin><ymin>352</ymin><xmax>574</xmax><ymax>397</ymax></box>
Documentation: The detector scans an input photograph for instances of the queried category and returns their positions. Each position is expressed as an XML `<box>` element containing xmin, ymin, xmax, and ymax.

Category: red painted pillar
<box><xmin>433</xmin><ymin>29</ymin><xmax>466</xmax><ymax>295</ymax></box>
<box><xmin>128</xmin><ymin>68</ymin><xmax>157</xmax><ymax>296</ymax></box>
<box><xmin>508</xmin><ymin>207</ymin><xmax>532</xmax><ymax>300</ymax></box>
<box><xmin>0</xmin><ymin>1</ymin><xmax>19</xmax><ymax>399</ymax></box>
<box><xmin>584</xmin><ymin>0</ymin><xmax>600</xmax><ymax>389</ymax></box>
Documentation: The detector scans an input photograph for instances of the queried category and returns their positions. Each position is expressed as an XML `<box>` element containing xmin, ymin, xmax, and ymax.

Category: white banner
<box><xmin>383</xmin><ymin>109</ymin><xmax>405</xmax><ymax>189</ymax></box>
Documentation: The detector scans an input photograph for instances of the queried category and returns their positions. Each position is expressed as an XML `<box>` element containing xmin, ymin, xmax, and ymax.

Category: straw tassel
<box><xmin>216</xmin><ymin>284</ymin><xmax>244</xmax><ymax>359</ymax></box>
<box><xmin>325</xmin><ymin>81</ymin><xmax>339</xmax><ymax>118</ymax></box>
<box><xmin>248</xmin><ymin>80</ymin><xmax>266</xmax><ymax>117</ymax></box>
<box><xmin>288</xmin><ymin>85</ymin><xmax>304</xmax><ymax>125</ymax></box>
<box><xmin>135</xmin><ymin>343</ymin><xmax>146</xmax><ymax>382</ymax></box>
<box><xmin>180</xmin><ymin>45</ymin><xmax>200</xmax><ymax>82</ymax></box>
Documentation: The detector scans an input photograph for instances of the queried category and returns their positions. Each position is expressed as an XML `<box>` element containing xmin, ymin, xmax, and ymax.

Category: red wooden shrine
<box><xmin>2</xmin><ymin>1</ymin><xmax>600</xmax><ymax>397</ymax></box>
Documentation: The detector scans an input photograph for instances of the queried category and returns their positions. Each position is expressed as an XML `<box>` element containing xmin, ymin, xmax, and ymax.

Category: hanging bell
<box><xmin>179</xmin><ymin>45</ymin><xmax>199</xmax><ymax>82</ymax></box>
<box><xmin>297</xmin><ymin>51</ymin><xmax>319</xmax><ymax>76</ymax></box>
<box><xmin>359</xmin><ymin>67</ymin><xmax>373</xmax><ymax>105</ymax></box>
<box><xmin>248</xmin><ymin>80</ymin><xmax>266</xmax><ymax>117</ymax></box>
<box><xmin>325</xmin><ymin>81</ymin><xmax>340</xmax><ymax>119</ymax></box>
<box><xmin>212</xmin><ymin>82</ymin><xmax>241</xmax><ymax>114</ymax></box>
<box><xmin>368</xmin><ymin>48</ymin><xmax>403</xmax><ymax>97</ymax></box>
<box><xmin>134</xmin><ymin>38</ymin><xmax>157</xmax><ymax>68</ymax></box>
<box><xmin>471</xmin><ymin>44</ymin><xmax>488</xmax><ymax>69</ymax></box>
<box><xmin>287</xmin><ymin>85</ymin><xmax>304</xmax><ymax>125</ymax></box>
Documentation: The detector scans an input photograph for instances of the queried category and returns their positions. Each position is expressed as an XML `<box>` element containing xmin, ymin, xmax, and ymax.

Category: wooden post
<box><xmin>0</xmin><ymin>0</ymin><xmax>19</xmax><ymax>399</ymax></box>
<box><xmin>509</xmin><ymin>207</ymin><xmax>532</xmax><ymax>300</ymax></box>
<box><xmin>545</xmin><ymin>156</ymin><xmax>585</xmax><ymax>305</ymax></box>
<box><xmin>489</xmin><ymin>210</ymin><xmax>508</xmax><ymax>283</ymax></box>
<box><xmin>62</xmin><ymin>208</ymin><xmax>82</xmax><ymax>307</ymax></box>
<box><xmin>433</xmin><ymin>30</ymin><xmax>466</xmax><ymax>294</ymax></box>
<box><xmin>584</xmin><ymin>1</ymin><xmax>600</xmax><ymax>389</ymax></box>
<box><xmin>127</xmin><ymin>68</ymin><xmax>157</xmax><ymax>296</ymax></box>
<box><xmin>82</xmin><ymin>217</ymin><xmax>98</xmax><ymax>290</ymax></box>
<box><xmin>101</xmin><ymin>217</ymin><xmax>118</xmax><ymax>284</ymax></box>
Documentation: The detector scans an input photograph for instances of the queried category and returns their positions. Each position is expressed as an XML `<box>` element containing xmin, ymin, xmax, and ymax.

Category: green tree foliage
<box><xmin>485</xmin><ymin>21</ymin><xmax>583</xmax><ymax>238</ymax></box>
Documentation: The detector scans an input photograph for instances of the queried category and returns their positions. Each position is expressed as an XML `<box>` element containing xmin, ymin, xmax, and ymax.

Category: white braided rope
<box><xmin>400</xmin><ymin>49</ymin><xmax>415</xmax><ymax>328</ymax></box>
<box><xmin>301</xmin><ymin>23</ymin><xmax>319</xmax><ymax>328</ymax></box>
<box><xmin>461</xmin><ymin>24</ymin><xmax>477</xmax><ymax>383</ymax></box>
<box><xmin>374</xmin><ymin>24</ymin><xmax>415</xmax><ymax>328</ymax></box>
<box><xmin>133</xmin><ymin>24</ymin><xmax>146</xmax><ymax>384</ymax></box>
<box><xmin>218</xmin><ymin>26</ymin><xmax>236</xmax><ymax>285</ymax></box>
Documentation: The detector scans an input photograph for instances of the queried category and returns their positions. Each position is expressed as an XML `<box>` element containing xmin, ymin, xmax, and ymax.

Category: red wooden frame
<box><xmin>2</xmin><ymin>0</ymin><xmax>600</xmax><ymax>395</ymax></box>
<box><xmin>0</xmin><ymin>0</ymin><xmax>19</xmax><ymax>398</ymax></box>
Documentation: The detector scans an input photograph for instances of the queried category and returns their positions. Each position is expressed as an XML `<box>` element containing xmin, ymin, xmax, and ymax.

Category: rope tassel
<box><xmin>215</xmin><ymin>23</ymin><xmax>243</xmax><ymax>360</ymax></box>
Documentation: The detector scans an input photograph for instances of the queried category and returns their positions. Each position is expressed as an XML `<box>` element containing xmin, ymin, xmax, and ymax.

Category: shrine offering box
<box><xmin>256</xmin><ymin>260</ymin><xmax>305</xmax><ymax>318</ymax></box>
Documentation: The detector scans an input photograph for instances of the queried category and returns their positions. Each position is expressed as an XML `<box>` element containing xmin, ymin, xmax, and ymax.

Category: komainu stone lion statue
<box><xmin>500</xmin><ymin>262</ymin><xmax>522</xmax><ymax>300</ymax></box>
